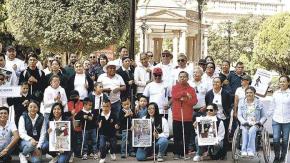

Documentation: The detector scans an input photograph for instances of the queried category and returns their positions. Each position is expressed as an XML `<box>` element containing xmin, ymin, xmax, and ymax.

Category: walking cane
<box><xmin>96</xmin><ymin>96</ymin><xmax>102</xmax><ymax>153</ymax></box>
<box><xmin>153</xmin><ymin>125</ymin><xmax>156</xmax><ymax>163</ymax></box>
<box><xmin>81</xmin><ymin>120</ymin><xmax>87</xmax><ymax>156</ymax></box>
<box><xmin>126</xmin><ymin>117</ymin><xmax>129</xmax><ymax>157</ymax></box>
<box><xmin>284</xmin><ymin>133</ymin><xmax>290</xmax><ymax>163</ymax></box>
<box><xmin>180</xmin><ymin>100</ymin><xmax>186</xmax><ymax>160</ymax></box>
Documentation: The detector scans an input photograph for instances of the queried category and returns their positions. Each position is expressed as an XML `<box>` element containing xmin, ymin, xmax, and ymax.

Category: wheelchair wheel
<box><xmin>232</xmin><ymin>127</ymin><xmax>240</xmax><ymax>161</ymax></box>
<box><xmin>261</xmin><ymin>128</ymin><xmax>271</xmax><ymax>163</ymax></box>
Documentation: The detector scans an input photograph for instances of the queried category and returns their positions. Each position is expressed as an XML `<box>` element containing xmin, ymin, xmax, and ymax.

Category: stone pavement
<box><xmin>11</xmin><ymin>151</ymin><xmax>290</xmax><ymax>163</ymax></box>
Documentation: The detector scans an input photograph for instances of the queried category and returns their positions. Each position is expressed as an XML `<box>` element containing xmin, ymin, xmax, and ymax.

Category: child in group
<box><xmin>98</xmin><ymin>96</ymin><xmax>119</xmax><ymax>163</ymax></box>
<box><xmin>67</xmin><ymin>90</ymin><xmax>83</xmax><ymax>158</ymax></box>
<box><xmin>75</xmin><ymin>97</ymin><xmax>99</xmax><ymax>160</ymax></box>
<box><xmin>43</xmin><ymin>75</ymin><xmax>68</xmax><ymax>124</ymax></box>
<box><xmin>193</xmin><ymin>103</ymin><xmax>225</xmax><ymax>161</ymax></box>
<box><xmin>119</xmin><ymin>98</ymin><xmax>135</xmax><ymax>158</ymax></box>
<box><xmin>134</xmin><ymin>95</ymin><xmax>148</xmax><ymax>118</ymax></box>
<box><xmin>7</xmin><ymin>81</ymin><xmax>32</xmax><ymax>126</ymax></box>
<box><xmin>88</xmin><ymin>82</ymin><xmax>104</xmax><ymax>113</ymax></box>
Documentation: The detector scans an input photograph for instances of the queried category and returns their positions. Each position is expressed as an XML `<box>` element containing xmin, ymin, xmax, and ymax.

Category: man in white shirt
<box><xmin>134</xmin><ymin>53</ymin><xmax>152</xmax><ymax>98</ymax></box>
<box><xmin>0</xmin><ymin>53</ymin><xmax>18</xmax><ymax>86</ymax></box>
<box><xmin>5</xmin><ymin>46</ymin><xmax>26</xmax><ymax>80</ymax></box>
<box><xmin>172</xmin><ymin>54</ymin><xmax>193</xmax><ymax>86</ymax></box>
<box><xmin>202</xmin><ymin>62</ymin><xmax>217</xmax><ymax>90</ymax></box>
<box><xmin>97</xmin><ymin>61</ymin><xmax>126</xmax><ymax>120</ymax></box>
<box><xmin>143</xmin><ymin>67</ymin><xmax>171</xmax><ymax>118</ymax></box>
<box><xmin>112</xmin><ymin>46</ymin><xmax>129</xmax><ymax>67</ymax></box>
<box><xmin>0</xmin><ymin>106</ymin><xmax>19</xmax><ymax>162</ymax></box>
<box><xmin>155</xmin><ymin>50</ymin><xmax>174</xmax><ymax>88</ymax></box>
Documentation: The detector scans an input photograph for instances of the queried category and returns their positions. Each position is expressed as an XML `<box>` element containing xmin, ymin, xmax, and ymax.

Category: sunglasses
<box><xmin>90</xmin><ymin>56</ymin><xmax>96</xmax><ymax>58</ymax></box>
<box><xmin>207</xmin><ymin>109</ymin><xmax>214</xmax><ymax>112</ymax></box>
<box><xmin>162</xmin><ymin>54</ymin><xmax>170</xmax><ymax>57</ymax></box>
<box><xmin>154</xmin><ymin>74</ymin><xmax>162</xmax><ymax>77</ymax></box>
<box><xmin>148</xmin><ymin>55</ymin><xmax>153</xmax><ymax>57</ymax></box>
<box><xmin>207</xmin><ymin>66</ymin><xmax>214</xmax><ymax>68</ymax></box>
<box><xmin>178</xmin><ymin>59</ymin><xmax>186</xmax><ymax>62</ymax></box>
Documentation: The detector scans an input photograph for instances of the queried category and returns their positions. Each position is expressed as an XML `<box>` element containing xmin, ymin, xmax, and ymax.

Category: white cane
<box><xmin>284</xmin><ymin>132</ymin><xmax>290</xmax><ymax>163</ymax></box>
<box><xmin>81</xmin><ymin>120</ymin><xmax>87</xmax><ymax>156</ymax></box>
<box><xmin>153</xmin><ymin>125</ymin><xmax>156</xmax><ymax>163</ymax></box>
<box><xmin>126</xmin><ymin>117</ymin><xmax>129</xmax><ymax>157</ymax></box>
<box><xmin>181</xmin><ymin>101</ymin><xmax>186</xmax><ymax>160</ymax></box>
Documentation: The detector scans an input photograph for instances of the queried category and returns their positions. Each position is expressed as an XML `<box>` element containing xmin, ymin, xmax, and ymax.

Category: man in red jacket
<box><xmin>172</xmin><ymin>71</ymin><xmax>198</xmax><ymax>159</ymax></box>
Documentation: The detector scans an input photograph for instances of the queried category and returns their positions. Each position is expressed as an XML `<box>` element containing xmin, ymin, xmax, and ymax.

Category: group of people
<box><xmin>0</xmin><ymin>45</ymin><xmax>289</xmax><ymax>163</ymax></box>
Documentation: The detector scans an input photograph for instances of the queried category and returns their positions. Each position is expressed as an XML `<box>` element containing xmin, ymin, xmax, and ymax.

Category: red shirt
<box><xmin>172</xmin><ymin>83</ymin><xmax>198</xmax><ymax>122</ymax></box>
<box><xmin>68</xmin><ymin>100</ymin><xmax>83</xmax><ymax>132</ymax></box>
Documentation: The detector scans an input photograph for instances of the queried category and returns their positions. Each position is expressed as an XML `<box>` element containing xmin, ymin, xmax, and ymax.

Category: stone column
<box><xmin>153</xmin><ymin>38</ymin><xmax>163</xmax><ymax>62</ymax></box>
<box><xmin>203</xmin><ymin>30</ymin><xmax>208</xmax><ymax>58</ymax></box>
<box><xmin>179</xmin><ymin>31</ymin><xmax>186</xmax><ymax>54</ymax></box>
<box><xmin>173</xmin><ymin>34</ymin><xmax>179</xmax><ymax>64</ymax></box>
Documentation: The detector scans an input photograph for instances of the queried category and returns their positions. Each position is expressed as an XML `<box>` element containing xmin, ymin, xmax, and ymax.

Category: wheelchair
<box><xmin>231</xmin><ymin>125</ymin><xmax>271</xmax><ymax>163</ymax></box>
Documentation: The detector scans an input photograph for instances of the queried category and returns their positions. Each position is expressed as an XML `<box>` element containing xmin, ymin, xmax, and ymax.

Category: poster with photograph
<box><xmin>196</xmin><ymin>116</ymin><xmax>218</xmax><ymax>146</ymax></box>
<box><xmin>251</xmin><ymin>69</ymin><xmax>272</xmax><ymax>97</ymax></box>
<box><xmin>0</xmin><ymin>68</ymin><xmax>13</xmax><ymax>85</ymax></box>
<box><xmin>132</xmin><ymin>119</ymin><xmax>152</xmax><ymax>147</ymax></box>
<box><xmin>49</xmin><ymin>121</ymin><xmax>71</xmax><ymax>151</ymax></box>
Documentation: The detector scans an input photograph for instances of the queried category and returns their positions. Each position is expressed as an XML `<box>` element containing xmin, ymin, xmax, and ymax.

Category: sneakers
<box><xmin>19</xmin><ymin>153</ymin><xmax>28</xmax><ymax>163</ymax></box>
<box><xmin>99</xmin><ymin>158</ymin><xmax>106</xmax><ymax>163</ymax></box>
<box><xmin>93</xmin><ymin>153</ymin><xmax>99</xmax><ymax>160</ymax></box>
<box><xmin>110</xmin><ymin>153</ymin><xmax>116</xmax><ymax>161</ymax></box>
<box><xmin>193</xmin><ymin>155</ymin><xmax>201</xmax><ymax>162</ymax></box>
<box><xmin>157</xmin><ymin>156</ymin><xmax>164</xmax><ymax>162</ymax></box>
<box><xmin>69</xmin><ymin>153</ymin><xmax>74</xmax><ymax>163</ymax></box>
<box><xmin>247</xmin><ymin>152</ymin><xmax>255</xmax><ymax>157</ymax></box>
<box><xmin>130</xmin><ymin>152</ymin><xmax>136</xmax><ymax>157</ymax></box>
<box><xmin>241</xmin><ymin>151</ymin><xmax>247</xmax><ymax>157</ymax></box>
<box><xmin>173</xmin><ymin>154</ymin><xmax>180</xmax><ymax>160</ymax></box>
<box><xmin>82</xmin><ymin>154</ymin><xmax>88</xmax><ymax>160</ymax></box>
<box><xmin>49</xmin><ymin>156</ymin><xmax>58</xmax><ymax>163</ymax></box>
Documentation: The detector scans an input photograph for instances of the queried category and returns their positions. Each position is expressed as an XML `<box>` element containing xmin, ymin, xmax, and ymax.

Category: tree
<box><xmin>253</xmin><ymin>13</ymin><xmax>290</xmax><ymax>74</ymax></box>
<box><xmin>208</xmin><ymin>15</ymin><xmax>265</xmax><ymax>70</ymax></box>
<box><xmin>6</xmin><ymin>0</ymin><xmax>130</xmax><ymax>54</ymax></box>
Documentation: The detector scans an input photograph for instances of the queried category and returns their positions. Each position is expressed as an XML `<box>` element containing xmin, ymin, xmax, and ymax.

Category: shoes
<box><xmin>99</xmin><ymin>158</ymin><xmax>106</xmax><ymax>163</ymax></box>
<box><xmin>82</xmin><ymin>154</ymin><xmax>88</xmax><ymax>160</ymax></box>
<box><xmin>247</xmin><ymin>152</ymin><xmax>255</xmax><ymax>157</ymax></box>
<box><xmin>193</xmin><ymin>155</ymin><xmax>200</xmax><ymax>162</ymax></box>
<box><xmin>93</xmin><ymin>153</ymin><xmax>99</xmax><ymax>160</ymax></box>
<box><xmin>130</xmin><ymin>152</ymin><xmax>136</xmax><ymax>157</ymax></box>
<box><xmin>241</xmin><ymin>151</ymin><xmax>247</xmax><ymax>157</ymax></box>
<box><xmin>173</xmin><ymin>154</ymin><xmax>180</xmax><ymax>160</ymax></box>
<box><xmin>19</xmin><ymin>153</ymin><xmax>28</xmax><ymax>163</ymax></box>
<box><xmin>49</xmin><ymin>156</ymin><xmax>58</xmax><ymax>163</ymax></box>
<box><xmin>157</xmin><ymin>156</ymin><xmax>164</xmax><ymax>162</ymax></box>
<box><xmin>121</xmin><ymin>154</ymin><xmax>126</xmax><ymax>158</ymax></box>
<box><xmin>69</xmin><ymin>153</ymin><xmax>74</xmax><ymax>162</ymax></box>
<box><xmin>110</xmin><ymin>153</ymin><xmax>116</xmax><ymax>161</ymax></box>
<box><xmin>181</xmin><ymin>155</ymin><xmax>191</xmax><ymax>160</ymax></box>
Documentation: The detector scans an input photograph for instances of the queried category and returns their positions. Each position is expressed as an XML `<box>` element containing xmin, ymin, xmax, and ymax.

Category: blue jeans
<box><xmin>99</xmin><ymin>135</ymin><xmax>117</xmax><ymax>159</ymax></box>
<box><xmin>121</xmin><ymin>130</ymin><xmax>133</xmax><ymax>155</ymax></box>
<box><xmin>19</xmin><ymin>140</ymin><xmax>41</xmax><ymax>163</ymax></box>
<box><xmin>41</xmin><ymin>140</ymin><xmax>71</xmax><ymax>163</ymax></box>
<box><xmin>72</xmin><ymin>131</ymin><xmax>82</xmax><ymax>156</ymax></box>
<box><xmin>272</xmin><ymin>120</ymin><xmax>290</xmax><ymax>154</ymax></box>
<box><xmin>241</xmin><ymin>125</ymin><xmax>257</xmax><ymax>153</ymax></box>
<box><xmin>83</xmin><ymin>129</ymin><xmax>98</xmax><ymax>154</ymax></box>
<box><xmin>136</xmin><ymin>137</ymin><xmax>168</xmax><ymax>161</ymax></box>
<box><xmin>111</xmin><ymin>100</ymin><xmax>121</xmax><ymax>120</ymax></box>
<box><xmin>0</xmin><ymin>146</ymin><xmax>14</xmax><ymax>162</ymax></box>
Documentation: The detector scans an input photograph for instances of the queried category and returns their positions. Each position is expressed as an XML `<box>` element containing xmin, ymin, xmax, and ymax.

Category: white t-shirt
<box><xmin>188</xmin><ymin>79</ymin><xmax>208</xmax><ymax>109</ymax></box>
<box><xmin>143</xmin><ymin>81</ymin><xmax>171</xmax><ymax>114</ymax></box>
<box><xmin>74</xmin><ymin>73</ymin><xmax>88</xmax><ymax>100</ymax></box>
<box><xmin>213</xmin><ymin>89</ymin><xmax>226</xmax><ymax>120</ymax></box>
<box><xmin>235</xmin><ymin>87</ymin><xmax>246</xmax><ymax>101</ymax></box>
<box><xmin>134</xmin><ymin>65</ymin><xmax>152</xmax><ymax>94</ymax></box>
<box><xmin>43</xmin><ymin>86</ymin><xmax>68</xmax><ymax>113</ymax></box>
<box><xmin>5</xmin><ymin>58</ymin><xmax>26</xmax><ymax>76</ymax></box>
<box><xmin>0</xmin><ymin>121</ymin><xmax>17</xmax><ymax>150</ymax></box>
<box><xmin>155</xmin><ymin>63</ymin><xmax>174</xmax><ymax>87</ymax></box>
<box><xmin>202</xmin><ymin>73</ymin><xmax>217</xmax><ymax>90</ymax></box>
<box><xmin>97</xmin><ymin>73</ymin><xmax>125</xmax><ymax>103</ymax></box>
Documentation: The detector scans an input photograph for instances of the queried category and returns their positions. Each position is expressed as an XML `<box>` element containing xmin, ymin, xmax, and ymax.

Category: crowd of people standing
<box><xmin>0</xmin><ymin>45</ymin><xmax>289</xmax><ymax>163</ymax></box>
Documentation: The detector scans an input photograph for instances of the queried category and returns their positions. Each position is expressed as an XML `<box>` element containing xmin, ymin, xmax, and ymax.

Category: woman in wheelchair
<box><xmin>193</xmin><ymin>104</ymin><xmax>225</xmax><ymax>161</ymax></box>
<box><xmin>237</xmin><ymin>86</ymin><xmax>266</xmax><ymax>157</ymax></box>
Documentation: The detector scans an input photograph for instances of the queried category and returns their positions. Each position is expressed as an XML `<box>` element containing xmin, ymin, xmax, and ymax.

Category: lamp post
<box><xmin>226</xmin><ymin>20</ymin><xmax>232</xmax><ymax>62</ymax></box>
<box><xmin>196</xmin><ymin>0</ymin><xmax>207</xmax><ymax>60</ymax></box>
<box><xmin>129</xmin><ymin>0</ymin><xmax>136</xmax><ymax>60</ymax></box>
<box><xmin>140</xmin><ymin>20</ymin><xmax>149</xmax><ymax>53</ymax></box>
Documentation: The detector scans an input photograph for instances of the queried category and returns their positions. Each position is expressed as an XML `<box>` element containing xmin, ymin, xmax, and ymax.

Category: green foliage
<box><xmin>208</xmin><ymin>15</ymin><xmax>265</xmax><ymax>71</ymax></box>
<box><xmin>253</xmin><ymin>13</ymin><xmax>290</xmax><ymax>75</ymax></box>
<box><xmin>6</xmin><ymin>0</ymin><xmax>130</xmax><ymax>54</ymax></box>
